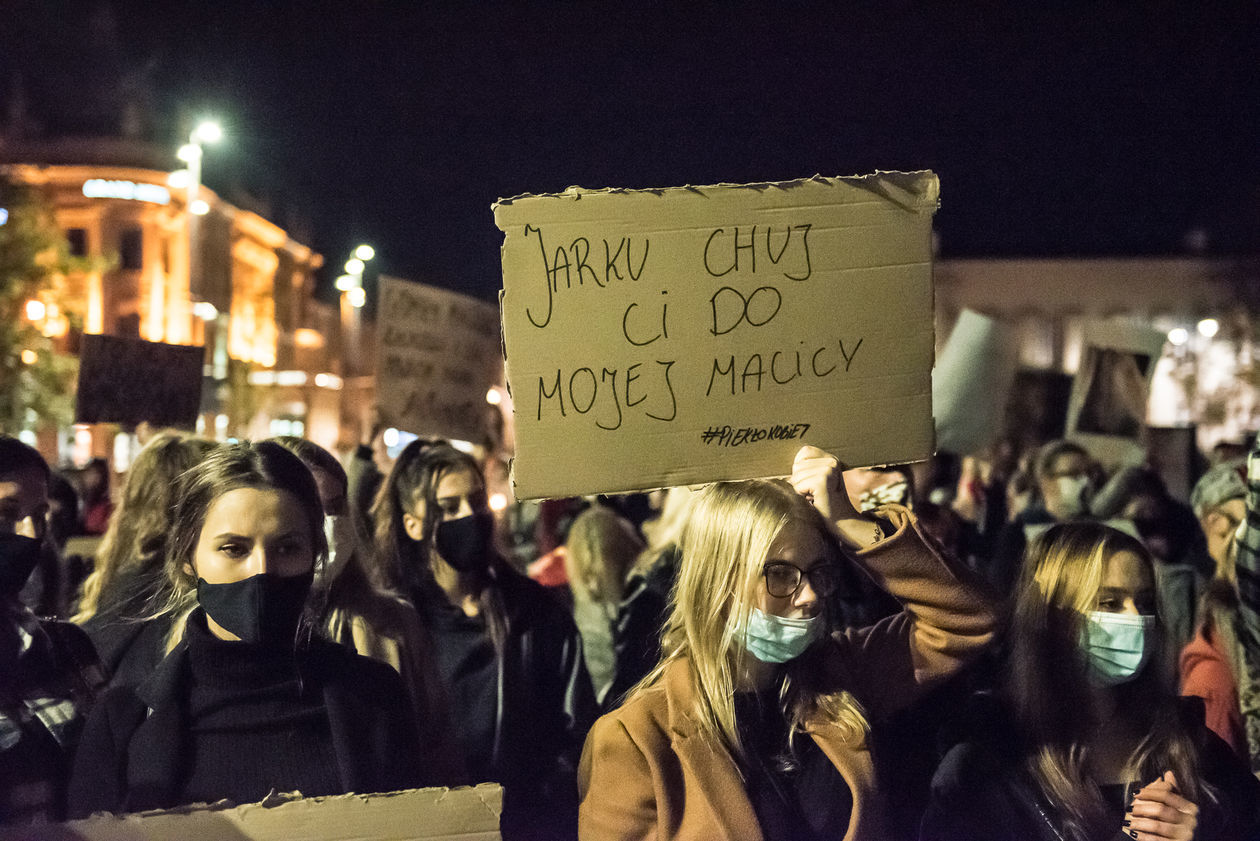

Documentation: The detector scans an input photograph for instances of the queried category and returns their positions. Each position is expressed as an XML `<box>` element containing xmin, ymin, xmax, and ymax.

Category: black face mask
<box><xmin>0</xmin><ymin>533</ymin><xmax>42</xmax><ymax>597</ymax></box>
<box><xmin>196</xmin><ymin>571</ymin><xmax>313</xmax><ymax>646</ymax></box>
<box><xmin>434</xmin><ymin>511</ymin><xmax>495</xmax><ymax>572</ymax></box>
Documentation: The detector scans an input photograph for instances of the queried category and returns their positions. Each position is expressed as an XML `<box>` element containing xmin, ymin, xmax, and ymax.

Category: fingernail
<box><xmin>1122</xmin><ymin>820</ymin><xmax>1131</xmax><ymax>827</ymax></box>
<box><xmin>1129</xmin><ymin>832</ymin><xmax>1138</xmax><ymax>839</ymax></box>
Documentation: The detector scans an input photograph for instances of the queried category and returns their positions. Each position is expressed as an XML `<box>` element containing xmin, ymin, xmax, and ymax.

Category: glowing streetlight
<box><xmin>1167</xmin><ymin>327</ymin><xmax>1189</xmax><ymax>346</ymax></box>
<box><xmin>25</xmin><ymin>299</ymin><xmax>46</xmax><ymax>321</ymax></box>
<box><xmin>353</xmin><ymin>244</ymin><xmax>375</xmax><ymax>261</ymax></box>
<box><xmin>486</xmin><ymin>387</ymin><xmax>502</xmax><ymax>406</ymax></box>
<box><xmin>1197</xmin><ymin>318</ymin><xmax>1220</xmax><ymax>339</ymax></box>
<box><xmin>344</xmin><ymin>257</ymin><xmax>365</xmax><ymax>276</ymax></box>
<box><xmin>347</xmin><ymin>287</ymin><xmax>367</xmax><ymax>308</ymax></box>
<box><xmin>192</xmin><ymin>121</ymin><xmax>223</xmax><ymax>145</ymax></box>
<box><xmin>334</xmin><ymin>274</ymin><xmax>357</xmax><ymax>292</ymax></box>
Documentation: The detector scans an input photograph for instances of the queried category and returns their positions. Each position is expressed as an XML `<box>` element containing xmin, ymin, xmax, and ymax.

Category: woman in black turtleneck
<box><xmin>68</xmin><ymin>442</ymin><xmax>423</xmax><ymax>817</ymax></box>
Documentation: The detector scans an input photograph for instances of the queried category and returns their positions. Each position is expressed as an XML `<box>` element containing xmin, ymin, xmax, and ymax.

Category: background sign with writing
<box><xmin>376</xmin><ymin>275</ymin><xmax>504</xmax><ymax>443</ymax></box>
<box><xmin>75</xmin><ymin>334</ymin><xmax>204</xmax><ymax>427</ymax></box>
<box><xmin>495</xmin><ymin>172</ymin><xmax>940</xmax><ymax>499</ymax></box>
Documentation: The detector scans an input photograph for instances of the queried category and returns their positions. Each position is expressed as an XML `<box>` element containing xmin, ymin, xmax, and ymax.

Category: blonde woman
<box><xmin>578</xmin><ymin>446</ymin><xmax>998</xmax><ymax>840</ymax></box>
<box><xmin>73</xmin><ymin>432</ymin><xmax>216</xmax><ymax>686</ymax></box>
<box><xmin>564</xmin><ymin>505</ymin><xmax>644</xmax><ymax>702</ymax></box>
<box><xmin>924</xmin><ymin>523</ymin><xmax>1259</xmax><ymax>841</ymax></box>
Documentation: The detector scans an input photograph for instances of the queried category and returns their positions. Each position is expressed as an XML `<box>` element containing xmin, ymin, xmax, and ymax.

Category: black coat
<box><xmin>67</xmin><ymin>632</ymin><xmax>424</xmax><ymax>818</ymax></box>
<box><xmin>922</xmin><ymin>696</ymin><xmax>1260</xmax><ymax>841</ymax></box>
<box><xmin>418</xmin><ymin>566</ymin><xmax>597</xmax><ymax>841</ymax></box>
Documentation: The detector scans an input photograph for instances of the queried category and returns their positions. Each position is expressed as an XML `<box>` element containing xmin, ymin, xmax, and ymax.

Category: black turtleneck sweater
<box><xmin>179</xmin><ymin>612</ymin><xmax>341</xmax><ymax>805</ymax></box>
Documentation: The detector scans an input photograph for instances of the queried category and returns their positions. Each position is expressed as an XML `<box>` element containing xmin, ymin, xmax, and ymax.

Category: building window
<box><xmin>120</xmin><ymin>227</ymin><xmax>143</xmax><ymax>270</ymax></box>
<box><xmin>66</xmin><ymin>228</ymin><xmax>88</xmax><ymax>257</ymax></box>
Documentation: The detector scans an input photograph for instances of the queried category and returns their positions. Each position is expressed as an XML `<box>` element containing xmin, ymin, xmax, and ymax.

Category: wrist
<box><xmin>833</xmin><ymin>516</ymin><xmax>883</xmax><ymax>550</ymax></box>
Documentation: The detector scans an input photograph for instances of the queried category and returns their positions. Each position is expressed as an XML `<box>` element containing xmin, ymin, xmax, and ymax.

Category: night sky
<box><xmin>3</xmin><ymin>1</ymin><xmax>1257</xmax><ymax>304</ymax></box>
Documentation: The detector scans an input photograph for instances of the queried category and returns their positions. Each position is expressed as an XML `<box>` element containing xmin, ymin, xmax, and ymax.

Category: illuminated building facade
<box><xmin>1</xmin><ymin>138</ymin><xmax>350</xmax><ymax>462</ymax></box>
<box><xmin>935</xmin><ymin>256</ymin><xmax>1260</xmax><ymax>453</ymax></box>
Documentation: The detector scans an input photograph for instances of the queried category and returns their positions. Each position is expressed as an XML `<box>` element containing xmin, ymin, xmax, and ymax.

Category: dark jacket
<box><xmin>79</xmin><ymin>568</ymin><xmax>174</xmax><ymax>689</ymax></box>
<box><xmin>67</xmin><ymin>631</ymin><xmax>424</xmax><ymax>818</ymax></box>
<box><xmin>419</xmin><ymin>566</ymin><xmax>597</xmax><ymax>840</ymax></box>
<box><xmin>923</xmin><ymin>695</ymin><xmax>1260</xmax><ymax>841</ymax></box>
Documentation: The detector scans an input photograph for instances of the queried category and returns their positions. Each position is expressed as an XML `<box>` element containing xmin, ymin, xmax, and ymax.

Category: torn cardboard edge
<box><xmin>494</xmin><ymin>170</ymin><xmax>939</xmax><ymax>500</ymax></box>
<box><xmin>4</xmin><ymin>785</ymin><xmax>503</xmax><ymax>841</ymax></box>
<box><xmin>493</xmin><ymin>170</ymin><xmax>940</xmax><ymax>211</ymax></box>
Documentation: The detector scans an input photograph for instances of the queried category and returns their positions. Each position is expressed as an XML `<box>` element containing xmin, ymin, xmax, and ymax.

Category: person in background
<box><xmin>372</xmin><ymin>439</ymin><xmax>596</xmax><ymax>840</ymax></box>
<box><xmin>1230</xmin><ymin>436</ymin><xmax>1260</xmax><ymax>773</ymax></box>
<box><xmin>76</xmin><ymin>458</ymin><xmax>113</xmax><ymax>537</ymax></box>
<box><xmin>272</xmin><ymin>436</ymin><xmax>463</xmax><ymax>785</ymax></box>
<box><xmin>72</xmin><ymin>432</ymin><xmax>217</xmax><ymax>687</ymax></box>
<box><xmin>579</xmin><ymin>446</ymin><xmax>998</xmax><ymax>840</ymax></box>
<box><xmin>0</xmin><ymin>436</ymin><xmax>106</xmax><ymax>825</ymax></box>
<box><xmin>1092</xmin><ymin>465</ymin><xmax>1212</xmax><ymax>653</ymax></box>
<box><xmin>988</xmin><ymin>440</ymin><xmax>1097</xmax><ymax>599</ymax></box>
<box><xmin>603</xmin><ymin>486</ymin><xmax>696</xmax><ymax>711</ymax></box>
<box><xmin>563</xmin><ymin>505</ymin><xmax>644</xmax><ymax>705</ymax></box>
<box><xmin>68</xmin><ymin>441</ymin><xmax>422</xmax><ymax>816</ymax></box>
<box><xmin>924</xmin><ymin>522</ymin><xmax>1259</xmax><ymax>841</ymax></box>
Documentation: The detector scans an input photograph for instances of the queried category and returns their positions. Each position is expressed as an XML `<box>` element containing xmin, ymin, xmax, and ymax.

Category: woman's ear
<box><xmin>183</xmin><ymin>561</ymin><xmax>195</xmax><ymax>579</ymax></box>
<box><xmin>402</xmin><ymin>511</ymin><xmax>425</xmax><ymax>542</ymax></box>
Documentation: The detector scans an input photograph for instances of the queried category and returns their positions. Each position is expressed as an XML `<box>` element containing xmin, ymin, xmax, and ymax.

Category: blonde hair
<box><xmin>563</xmin><ymin>506</ymin><xmax>643</xmax><ymax>608</ymax></box>
<box><xmin>1008</xmin><ymin>522</ymin><xmax>1213</xmax><ymax>840</ymax></box>
<box><xmin>630</xmin><ymin>479</ymin><xmax>866</xmax><ymax>767</ymax></box>
<box><xmin>73</xmin><ymin>432</ymin><xmax>217</xmax><ymax>623</ymax></box>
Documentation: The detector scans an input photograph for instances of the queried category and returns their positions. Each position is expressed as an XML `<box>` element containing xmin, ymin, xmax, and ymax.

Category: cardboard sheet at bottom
<box><xmin>0</xmin><ymin>785</ymin><xmax>502</xmax><ymax>841</ymax></box>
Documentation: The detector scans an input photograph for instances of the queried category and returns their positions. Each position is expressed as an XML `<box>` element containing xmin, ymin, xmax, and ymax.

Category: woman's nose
<box><xmin>1120</xmin><ymin>599</ymin><xmax>1142</xmax><ymax>616</ymax></box>
<box><xmin>794</xmin><ymin>578</ymin><xmax>819</xmax><ymax>610</ymax></box>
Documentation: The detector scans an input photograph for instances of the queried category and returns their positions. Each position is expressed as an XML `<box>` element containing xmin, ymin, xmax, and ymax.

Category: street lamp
<box><xmin>339</xmin><ymin>245</ymin><xmax>373</xmax><ymax>384</ymax></box>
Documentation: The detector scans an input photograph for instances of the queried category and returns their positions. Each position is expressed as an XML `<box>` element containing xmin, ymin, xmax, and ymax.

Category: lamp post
<box><xmin>173</xmin><ymin>120</ymin><xmax>222</xmax><ymax>431</ymax></box>
<box><xmin>335</xmin><ymin>244</ymin><xmax>374</xmax><ymax>378</ymax></box>
<box><xmin>176</xmin><ymin>121</ymin><xmax>222</xmax><ymax>307</ymax></box>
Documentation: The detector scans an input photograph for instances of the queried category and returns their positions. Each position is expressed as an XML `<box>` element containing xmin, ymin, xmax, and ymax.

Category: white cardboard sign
<box><xmin>495</xmin><ymin>172</ymin><xmax>940</xmax><ymax>499</ymax></box>
<box><xmin>4</xmin><ymin>786</ymin><xmax>502</xmax><ymax>841</ymax></box>
<box><xmin>376</xmin><ymin>276</ymin><xmax>503</xmax><ymax>443</ymax></box>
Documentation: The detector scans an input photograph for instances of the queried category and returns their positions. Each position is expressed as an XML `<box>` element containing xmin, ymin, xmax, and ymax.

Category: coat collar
<box><xmin>659</xmin><ymin>658</ymin><xmax>877</xmax><ymax>841</ymax></box>
<box><xmin>661</xmin><ymin>660</ymin><xmax>762</xmax><ymax>841</ymax></box>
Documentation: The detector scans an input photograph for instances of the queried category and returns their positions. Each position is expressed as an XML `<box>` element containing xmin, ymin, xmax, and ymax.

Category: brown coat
<box><xmin>577</xmin><ymin>505</ymin><xmax>997</xmax><ymax>841</ymax></box>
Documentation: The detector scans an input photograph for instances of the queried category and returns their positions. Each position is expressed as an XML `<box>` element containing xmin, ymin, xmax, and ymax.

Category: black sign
<box><xmin>75</xmin><ymin>334</ymin><xmax>205</xmax><ymax>428</ymax></box>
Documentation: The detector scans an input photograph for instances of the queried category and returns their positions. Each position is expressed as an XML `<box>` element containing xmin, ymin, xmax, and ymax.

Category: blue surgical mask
<box><xmin>1081</xmin><ymin>611</ymin><xmax>1154</xmax><ymax>685</ymax></box>
<box><xmin>737</xmin><ymin>607</ymin><xmax>823</xmax><ymax>664</ymax></box>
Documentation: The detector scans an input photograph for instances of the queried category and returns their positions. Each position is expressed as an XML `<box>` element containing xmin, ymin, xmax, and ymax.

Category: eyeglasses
<box><xmin>762</xmin><ymin>561</ymin><xmax>842</xmax><ymax>599</ymax></box>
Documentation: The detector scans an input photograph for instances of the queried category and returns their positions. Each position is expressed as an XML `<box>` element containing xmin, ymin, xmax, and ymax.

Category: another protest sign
<box><xmin>5</xmin><ymin>785</ymin><xmax>503</xmax><ymax>841</ymax></box>
<box><xmin>376</xmin><ymin>276</ymin><xmax>503</xmax><ymax>443</ymax></box>
<box><xmin>933</xmin><ymin>309</ymin><xmax>1019</xmax><ymax>456</ymax></box>
<box><xmin>1067</xmin><ymin>319</ymin><xmax>1168</xmax><ymax>466</ymax></box>
<box><xmin>495</xmin><ymin>172</ymin><xmax>940</xmax><ymax>499</ymax></box>
<box><xmin>75</xmin><ymin>333</ymin><xmax>204</xmax><ymax>428</ymax></box>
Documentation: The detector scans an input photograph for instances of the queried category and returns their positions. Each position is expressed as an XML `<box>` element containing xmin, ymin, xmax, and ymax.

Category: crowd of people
<box><xmin>3</xmin><ymin>426</ymin><xmax>1260</xmax><ymax>840</ymax></box>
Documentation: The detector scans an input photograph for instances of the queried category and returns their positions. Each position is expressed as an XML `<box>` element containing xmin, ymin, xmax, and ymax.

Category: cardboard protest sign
<box><xmin>933</xmin><ymin>309</ymin><xmax>1019</xmax><ymax>456</ymax></box>
<box><xmin>495</xmin><ymin>172</ymin><xmax>939</xmax><ymax>499</ymax></box>
<box><xmin>6</xmin><ymin>785</ymin><xmax>503</xmax><ymax>841</ymax></box>
<box><xmin>75</xmin><ymin>334</ymin><xmax>204</xmax><ymax>428</ymax></box>
<box><xmin>1067</xmin><ymin>320</ymin><xmax>1168</xmax><ymax>466</ymax></box>
<box><xmin>376</xmin><ymin>276</ymin><xmax>503</xmax><ymax>443</ymax></box>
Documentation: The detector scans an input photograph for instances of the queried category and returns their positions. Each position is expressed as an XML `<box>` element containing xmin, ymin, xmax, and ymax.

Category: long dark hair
<box><xmin>370</xmin><ymin>439</ymin><xmax>510</xmax><ymax>652</ymax></box>
<box><xmin>1006</xmin><ymin>522</ymin><xmax>1214</xmax><ymax>840</ymax></box>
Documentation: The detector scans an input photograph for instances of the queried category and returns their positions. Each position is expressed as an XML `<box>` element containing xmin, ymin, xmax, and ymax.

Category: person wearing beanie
<box><xmin>67</xmin><ymin>442</ymin><xmax>423</xmax><ymax>817</ymax></box>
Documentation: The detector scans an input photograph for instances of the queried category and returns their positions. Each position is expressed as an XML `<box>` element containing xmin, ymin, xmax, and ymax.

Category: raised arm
<box><xmin>791</xmin><ymin>446</ymin><xmax>998</xmax><ymax>720</ymax></box>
